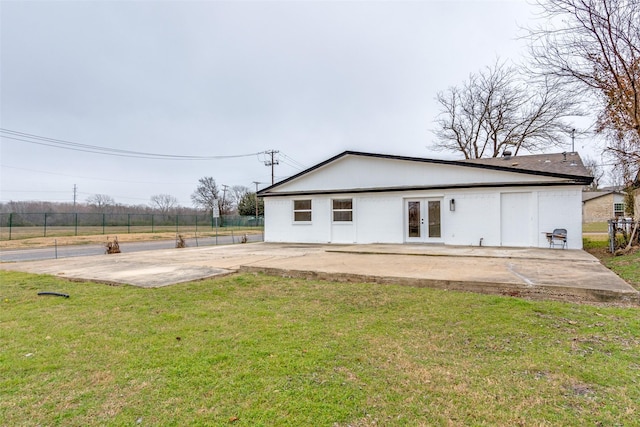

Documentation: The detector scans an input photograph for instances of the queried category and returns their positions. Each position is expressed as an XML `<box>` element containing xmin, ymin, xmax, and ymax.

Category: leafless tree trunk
<box><xmin>432</xmin><ymin>61</ymin><xmax>579</xmax><ymax>158</ymax></box>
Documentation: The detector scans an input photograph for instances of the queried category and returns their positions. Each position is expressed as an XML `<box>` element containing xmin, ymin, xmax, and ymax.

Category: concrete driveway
<box><xmin>1</xmin><ymin>242</ymin><xmax>637</xmax><ymax>304</ymax></box>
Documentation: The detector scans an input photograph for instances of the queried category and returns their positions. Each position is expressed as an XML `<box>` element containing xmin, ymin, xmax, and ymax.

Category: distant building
<box><xmin>582</xmin><ymin>191</ymin><xmax>627</xmax><ymax>223</ymax></box>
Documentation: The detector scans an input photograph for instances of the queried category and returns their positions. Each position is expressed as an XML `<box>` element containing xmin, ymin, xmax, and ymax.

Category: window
<box><xmin>293</xmin><ymin>199</ymin><xmax>312</xmax><ymax>222</ymax></box>
<box><xmin>614</xmin><ymin>202</ymin><xmax>625</xmax><ymax>217</ymax></box>
<box><xmin>332</xmin><ymin>199</ymin><xmax>353</xmax><ymax>222</ymax></box>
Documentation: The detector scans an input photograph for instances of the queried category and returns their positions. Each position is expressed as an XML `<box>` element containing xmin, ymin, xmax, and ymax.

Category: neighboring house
<box><xmin>582</xmin><ymin>191</ymin><xmax>627</xmax><ymax>223</ymax></box>
<box><xmin>258</xmin><ymin>151</ymin><xmax>592</xmax><ymax>249</ymax></box>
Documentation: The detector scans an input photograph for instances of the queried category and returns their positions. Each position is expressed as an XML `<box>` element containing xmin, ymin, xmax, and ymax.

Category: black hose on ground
<box><xmin>37</xmin><ymin>292</ymin><xmax>70</xmax><ymax>298</ymax></box>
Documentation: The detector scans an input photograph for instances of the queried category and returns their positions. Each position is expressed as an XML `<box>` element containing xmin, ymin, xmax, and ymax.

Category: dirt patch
<box><xmin>584</xmin><ymin>246</ymin><xmax>612</xmax><ymax>261</ymax></box>
<box><xmin>586</xmin><ymin>245</ymin><xmax>640</xmax><ymax>263</ymax></box>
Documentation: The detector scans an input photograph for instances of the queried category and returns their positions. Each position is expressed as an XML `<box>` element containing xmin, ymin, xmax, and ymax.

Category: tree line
<box><xmin>0</xmin><ymin>181</ymin><xmax>264</xmax><ymax>218</ymax></box>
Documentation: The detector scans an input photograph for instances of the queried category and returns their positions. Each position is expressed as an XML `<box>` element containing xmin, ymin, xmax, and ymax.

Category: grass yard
<box><xmin>582</xmin><ymin>222</ymin><xmax>608</xmax><ymax>233</ymax></box>
<box><xmin>584</xmin><ymin>238</ymin><xmax>640</xmax><ymax>289</ymax></box>
<box><xmin>1</xmin><ymin>272</ymin><xmax>639</xmax><ymax>426</ymax></box>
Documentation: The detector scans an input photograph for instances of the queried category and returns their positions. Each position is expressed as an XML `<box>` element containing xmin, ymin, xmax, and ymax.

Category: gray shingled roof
<box><xmin>258</xmin><ymin>150</ymin><xmax>593</xmax><ymax>196</ymax></box>
<box><xmin>462</xmin><ymin>152</ymin><xmax>592</xmax><ymax>178</ymax></box>
<box><xmin>582</xmin><ymin>190</ymin><xmax>623</xmax><ymax>202</ymax></box>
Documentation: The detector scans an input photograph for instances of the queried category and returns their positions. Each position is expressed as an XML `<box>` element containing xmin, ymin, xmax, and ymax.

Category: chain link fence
<box><xmin>0</xmin><ymin>212</ymin><xmax>263</xmax><ymax>240</ymax></box>
<box><xmin>608</xmin><ymin>218</ymin><xmax>639</xmax><ymax>253</ymax></box>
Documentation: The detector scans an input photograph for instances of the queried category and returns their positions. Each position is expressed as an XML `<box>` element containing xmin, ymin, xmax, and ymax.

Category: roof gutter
<box><xmin>258</xmin><ymin>180</ymin><xmax>591</xmax><ymax>197</ymax></box>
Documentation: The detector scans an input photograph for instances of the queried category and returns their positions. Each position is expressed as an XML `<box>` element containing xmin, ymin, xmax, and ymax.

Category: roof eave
<box><xmin>259</xmin><ymin>179</ymin><xmax>591</xmax><ymax>197</ymax></box>
<box><xmin>256</xmin><ymin>151</ymin><xmax>593</xmax><ymax>196</ymax></box>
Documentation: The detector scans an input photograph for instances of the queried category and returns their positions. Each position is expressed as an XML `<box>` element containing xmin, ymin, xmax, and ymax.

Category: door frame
<box><xmin>404</xmin><ymin>198</ymin><xmax>443</xmax><ymax>243</ymax></box>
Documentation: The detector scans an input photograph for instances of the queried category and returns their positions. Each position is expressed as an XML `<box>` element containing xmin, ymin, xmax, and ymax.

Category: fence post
<box><xmin>102</xmin><ymin>213</ymin><xmax>106</xmax><ymax>235</ymax></box>
<box><xmin>74</xmin><ymin>213</ymin><xmax>78</xmax><ymax>236</ymax></box>
<box><xmin>195</xmin><ymin>215</ymin><xmax>198</xmax><ymax>232</ymax></box>
<box><xmin>128</xmin><ymin>214</ymin><xmax>131</xmax><ymax>234</ymax></box>
<box><xmin>608</xmin><ymin>220</ymin><xmax>615</xmax><ymax>253</ymax></box>
<box><xmin>151</xmin><ymin>214</ymin><xmax>154</xmax><ymax>233</ymax></box>
<box><xmin>44</xmin><ymin>213</ymin><xmax>48</xmax><ymax>237</ymax></box>
<box><xmin>176</xmin><ymin>214</ymin><xmax>179</xmax><ymax>233</ymax></box>
<box><xmin>8</xmin><ymin>213</ymin><xmax>12</xmax><ymax>240</ymax></box>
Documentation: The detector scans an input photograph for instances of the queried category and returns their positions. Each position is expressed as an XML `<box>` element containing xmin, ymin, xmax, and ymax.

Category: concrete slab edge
<box><xmin>238</xmin><ymin>266</ymin><xmax>640</xmax><ymax>306</ymax></box>
<box><xmin>41</xmin><ymin>270</ymin><xmax>238</xmax><ymax>289</ymax></box>
<box><xmin>324</xmin><ymin>249</ymin><xmax>598</xmax><ymax>262</ymax></box>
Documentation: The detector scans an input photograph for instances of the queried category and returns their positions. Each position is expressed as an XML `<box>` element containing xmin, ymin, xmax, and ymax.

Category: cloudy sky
<box><xmin>0</xmin><ymin>0</ymin><xmax>593</xmax><ymax>206</ymax></box>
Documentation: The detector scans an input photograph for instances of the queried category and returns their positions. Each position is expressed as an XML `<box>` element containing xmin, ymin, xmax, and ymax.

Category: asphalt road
<box><xmin>0</xmin><ymin>234</ymin><xmax>264</xmax><ymax>262</ymax></box>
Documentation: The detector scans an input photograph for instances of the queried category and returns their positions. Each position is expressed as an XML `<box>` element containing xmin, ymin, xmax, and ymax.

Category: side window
<box><xmin>332</xmin><ymin>199</ymin><xmax>353</xmax><ymax>222</ymax></box>
<box><xmin>293</xmin><ymin>199</ymin><xmax>312</xmax><ymax>222</ymax></box>
<box><xmin>614</xmin><ymin>203</ymin><xmax>625</xmax><ymax>217</ymax></box>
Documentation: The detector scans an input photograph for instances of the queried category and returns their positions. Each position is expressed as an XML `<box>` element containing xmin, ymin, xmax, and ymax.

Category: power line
<box><xmin>279</xmin><ymin>152</ymin><xmax>308</xmax><ymax>170</ymax></box>
<box><xmin>0</xmin><ymin>164</ymin><xmax>194</xmax><ymax>185</ymax></box>
<box><xmin>0</xmin><ymin>128</ymin><xmax>264</xmax><ymax>160</ymax></box>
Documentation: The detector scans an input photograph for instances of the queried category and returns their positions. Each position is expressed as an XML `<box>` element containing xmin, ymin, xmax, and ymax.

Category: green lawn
<box><xmin>605</xmin><ymin>251</ymin><xmax>640</xmax><ymax>288</ymax></box>
<box><xmin>584</xmin><ymin>238</ymin><xmax>640</xmax><ymax>289</ymax></box>
<box><xmin>1</xmin><ymin>272</ymin><xmax>639</xmax><ymax>426</ymax></box>
<box><xmin>582</xmin><ymin>222</ymin><xmax>608</xmax><ymax>233</ymax></box>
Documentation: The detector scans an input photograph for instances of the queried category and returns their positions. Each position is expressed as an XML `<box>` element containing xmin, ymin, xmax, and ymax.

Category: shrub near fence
<box><xmin>0</xmin><ymin>213</ymin><xmax>263</xmax><ymax>240</ymax></box>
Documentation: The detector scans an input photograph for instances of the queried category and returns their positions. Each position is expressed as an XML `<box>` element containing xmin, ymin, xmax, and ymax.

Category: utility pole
<box><xmin>252</xmin><ymin>181</ymin><xmax>260</xmax><ymax>221</ymax></box>
<box><xmin>264</xmin><ymin>150</ymin><xmax>279</xmax><ymax>185</ymax></box>
<box><xmin>221</xmin><ymin>184</ymin><xmax>229</xmax><ymax>216</ymax></box>
<box><xmin>73</xmin><ymin>184</ymin><xmax>77</xmax><ymax>209</ymax></box>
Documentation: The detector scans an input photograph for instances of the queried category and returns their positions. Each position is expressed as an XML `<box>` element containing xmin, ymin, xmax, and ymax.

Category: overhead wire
<box><xmin>0</xmin><ymin>164</ymin><xmax>194</xmax><ymax>185</ymax></box>
<box><xmin>0</xmin><ymin>128</ymin><xmax>264</xmax><ymax>160</ymax></box>
<box><xmin>279</xmin><ymin>152</ymin><xmax>308</xmax><ymax>170</ymax></box>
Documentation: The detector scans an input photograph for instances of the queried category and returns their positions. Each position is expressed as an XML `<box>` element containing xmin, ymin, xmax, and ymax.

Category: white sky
<box><xmin>0</xmin><ymin>0</ymin><xmax>602</xmax><ymax>206</ymax></box>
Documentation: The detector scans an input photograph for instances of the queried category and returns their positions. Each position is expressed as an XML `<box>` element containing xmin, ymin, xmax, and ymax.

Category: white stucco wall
<box><xmin>263</xmin><ymin>185</ymin><xmax>584</xmax><ymax>249</ymax></box>
<box><xmin>537</xmin><ymin>189</ymin><xmax>583</xmax><ymax>249</ymax></box>
<box><xmin>445</xmin><ymin>191</ymin><xmax>501</xmax><ymax>247</ymax></box>
<box><xmin>273</xmin><ymin>155</ymin><xmax>560</xmax><ymax>193</ymax></box>
<box><xmin>355</xmin><ymin>195</ymin><xmax>404</xmax><ymax>244</ymax></box>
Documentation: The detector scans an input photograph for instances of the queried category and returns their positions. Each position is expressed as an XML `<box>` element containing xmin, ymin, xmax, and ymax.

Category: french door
<box><xmin>405</xmin><ymin>198</ymin><xmax>442</xmax><ymax>243</ymax></box>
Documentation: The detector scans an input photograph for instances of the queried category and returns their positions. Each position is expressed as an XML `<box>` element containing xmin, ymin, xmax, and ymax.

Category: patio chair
<box><xmin>546</xmin><ymin>228</ymin><xmax>567</xmax><ymax>249</ymax></box>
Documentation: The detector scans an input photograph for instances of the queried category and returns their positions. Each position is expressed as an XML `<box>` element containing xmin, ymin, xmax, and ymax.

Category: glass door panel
<box><xmin>408</xmin><ymin>201</ymin><xmax>421</xmax><ymax>238</ymax></box>
<box><xmin>428</xmin><ymin>200</ymin><xmax>441</xmax><ymax>238</ymax></box>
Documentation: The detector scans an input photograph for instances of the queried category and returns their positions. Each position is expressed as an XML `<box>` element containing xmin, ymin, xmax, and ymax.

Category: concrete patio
<box><xmin>1</xmin><ymin>242</ymin><xmax>638</xmax><ymax>304</ymax></box>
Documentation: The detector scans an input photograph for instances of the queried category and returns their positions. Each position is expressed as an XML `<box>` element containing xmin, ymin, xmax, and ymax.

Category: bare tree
<box><xmin>191</xmin><ymin>177</ymin><xmax>219</xmax><ymax>215</ymax></box>
<box><xmin>526</xmin><ymin>0</ymin><xmax>640</xmax><ymax>179</ymax></box>
<box><xmin>149</xmin><ymin>194</ymin><xmax>178</xmax><ymax>214</ymax></box>
<box><xmin>583</xmin><ymin>156</ymin><xmax>605</xmax><ymax>190</ymax></box>
<box><xmin>86</xmin><ymin>194</ymin><xmax>115</xmax><ymax>210</ymax></box>
<box><xmin>432</xmin><ymin>61</ymin><xmax>579</xmax><ymax>158</ymax></box>
<box><xmin>229</xmin><ymin>185</ymin><xmax>249</xmax><ymax>213</ymax></box>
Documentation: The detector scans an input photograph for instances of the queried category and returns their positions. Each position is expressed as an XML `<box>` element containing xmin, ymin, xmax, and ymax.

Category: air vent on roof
<box><xmin>502</xmin><ymin>150</ymin><xmax>512</xmax><ymax>160</ymax></box>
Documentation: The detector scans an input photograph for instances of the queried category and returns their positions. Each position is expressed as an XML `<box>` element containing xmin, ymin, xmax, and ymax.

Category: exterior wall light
<box><xmin>449</xmin><ymin>198</ymin><xmax>455</xmax><ymax>211</ymax></box>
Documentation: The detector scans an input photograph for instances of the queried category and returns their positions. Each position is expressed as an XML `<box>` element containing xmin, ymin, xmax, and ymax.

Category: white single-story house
<box><xmin>257</xmin><ymin>151</ymin><xmax>593</xmax><ymax>249</ymax></box>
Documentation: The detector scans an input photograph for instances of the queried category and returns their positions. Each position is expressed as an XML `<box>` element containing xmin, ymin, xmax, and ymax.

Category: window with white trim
<box><xmin>293</xmin><ymin>199</ymin><xmax>312</xmax><ymax>222</ymax></box>
<box><xmin>614</xmin><ymin>202</ymin><xmax>625</xmax><ymax>217</ymax></box>
<box><xmin>332</xmin><ymin>198</ymin><xmax>353</xmax><ymax>222</ymax></box>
